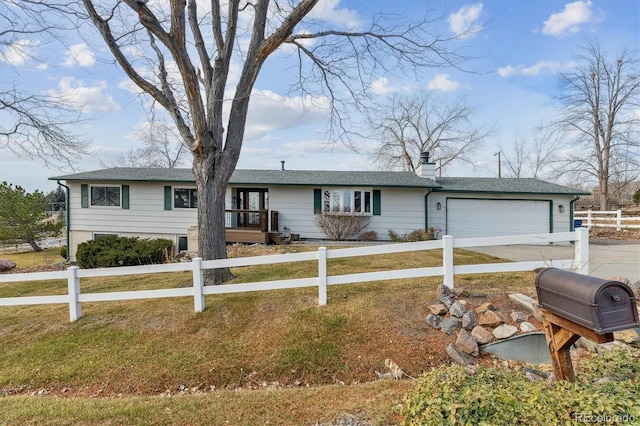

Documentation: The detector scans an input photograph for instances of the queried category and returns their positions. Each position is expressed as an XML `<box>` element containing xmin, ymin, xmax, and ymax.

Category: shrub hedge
<box><xmin>403</xmin><ymin>347</ymin><xmax>640</xmax><ymax>425</ymax></box>
<box><xmin>76</xmin><ymin>236</ymin><xmax>173</xmax><ymax>268</ymax></box>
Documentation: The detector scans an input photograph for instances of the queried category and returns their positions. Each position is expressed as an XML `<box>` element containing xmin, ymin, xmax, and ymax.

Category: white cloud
<box><xmin>427</xmin><ymin>74</ymin><xmax>460</xmax><ymax>92</ymax></box>
<box><xmin>497</xmin><ymin>65</ymin><xmax>516</xmax><ymax>77</ymax></box>
<box><xmin>520</xmin><ymin>61</ymin><xmax>562</xmax><ymax>76</ymax></box>
<box><xmin>497</xmin><ymin>61</ymin><xmax>574</xmax><ymax>77</ymax></box>
<box><xmin>448</xmin><ymin>3</ymin><xmax>483</xmax><ymax>39</ymax></box>
<box><xmin>542</xmin><ymin>1</ymin><xmax>594</xmax><ymax>37</ymax></box>
<box><xmin>2</xmin><ymin>39</ymin><xmax>39</xmax><ymax>66</ymax></box>
<box><xmin>370</xmin><ymin>77</ymin><xmax>396</xmax><ymax>95</ymax></box>
<box><xmin>47</xmin><ymin>77</ymin><xmax>121</xmax><ymax>113</ymax></box>
<box><xmin>308</xmin><ymin>0</ymin><xmax>362</xmax><ymax>31</ymax></box>
<box><xmin>243</xmin><ymin>89</ymin><xmax>329</xmax><ymax>140</ymax></box>
<box><xmin>62</xmin><ymin>43</ymin><xmax>96</xmax><ymax>68</ymax></box>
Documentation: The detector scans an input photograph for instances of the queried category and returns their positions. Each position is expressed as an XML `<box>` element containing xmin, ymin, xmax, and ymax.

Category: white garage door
<box><xmin>446</xmin><ymin>199</ymin><xmax>550</xmax><ymax>238</ymax></box>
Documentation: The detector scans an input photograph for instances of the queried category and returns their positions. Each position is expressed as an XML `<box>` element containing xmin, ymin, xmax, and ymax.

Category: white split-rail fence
<box><xmin>0</xmin><ymin>238</ymin><xmax>66</xmax><ymax>255</ymax></box>
<box><xmin>574</xmin><ymin>210</ymin><xmax>640</xmax><ymax>231</ymax></box>
<box><xmin>0</xmin><ymin>229</ymin><xmax>589</xmax><ymax>322</ymax></box>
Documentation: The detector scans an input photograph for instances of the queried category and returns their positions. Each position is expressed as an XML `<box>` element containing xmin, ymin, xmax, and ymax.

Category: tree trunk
<box><xmin>28</xmin><ymin>238</ymin><xmax>43</xmax><ymax>252</ymax></box>
<box><xmin>193</xmin><ymin>159</ymin><xmax>234</xmax><ymax>285</ymax></box>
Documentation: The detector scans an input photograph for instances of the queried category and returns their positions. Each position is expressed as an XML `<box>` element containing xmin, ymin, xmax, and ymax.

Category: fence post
<box><xmin>587</xmin><ymin>210</ymin><xmax>592</xmax><ymax>228</ymax></box>
<box><xmin>67</xmin><ymin>266</ymin><xmax>81</xmax><ymax>321</ymax></box>
<box><xmin>318</xmin><ymin>247</ymin><xmax>327</xmax><ymax>305</ymax></box>
<box><xmin>574</xmin><ymin>228</ymin><xmax>589</xmax><ymax>275</ymax></box>
<box><xmin>192</xmin><ymin>257</ymin><xmax>205</xmax><ymax>313</ymax></box>
<box><xmin>443</xmin><ymin>235</ymin><xmax>454</xmax><ymax>289</ymax></box>
<box><xmin>616</xmin><ymin>209</ymin><xmax>622</xmax><ymax>231</ymax></box>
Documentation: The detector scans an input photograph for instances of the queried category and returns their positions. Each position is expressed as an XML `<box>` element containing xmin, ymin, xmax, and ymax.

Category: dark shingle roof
<box><xmin>50</xmin><ymin>167</ymin><xmax>440</xmax><ymax>188</ymax></box>
<box><xmin>434</xmin><ymin>177</ymin><xmax>589</xmax><ymax>195</ymax></box>
<box><xmin>50</xmin><ymin>168</ymin><xmax>588</xmax><ymax>194</ymax></box>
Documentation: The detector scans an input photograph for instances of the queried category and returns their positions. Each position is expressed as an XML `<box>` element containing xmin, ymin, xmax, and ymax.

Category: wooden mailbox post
<box><xmin>535</xmin><ymin>267</ymin><xmax>640</xmax><ymax>382</ymax></box>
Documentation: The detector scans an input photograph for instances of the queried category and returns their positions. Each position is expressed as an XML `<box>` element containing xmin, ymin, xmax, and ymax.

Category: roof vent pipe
<box><xmin>281</xmin><ymin>160</ymin><xmax>285</xmax><ymax>171</ymax></box>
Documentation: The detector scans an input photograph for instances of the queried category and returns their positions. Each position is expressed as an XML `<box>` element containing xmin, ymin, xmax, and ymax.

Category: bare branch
<box><xmin>552</xmin><ymin>39</ymin><xmax>640</xmax><ymax>209</ymax></box>
<box><xmin>367</xmin><ymin>91</ymin><xmax>491</xmax><ymax>173</ymax></box>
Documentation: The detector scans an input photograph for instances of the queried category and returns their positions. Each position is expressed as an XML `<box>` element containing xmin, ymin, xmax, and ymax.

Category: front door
<box><xmin>236</xmin><ymin>189</ymin><xmax>268</xmax><ymax>228</ymax></box>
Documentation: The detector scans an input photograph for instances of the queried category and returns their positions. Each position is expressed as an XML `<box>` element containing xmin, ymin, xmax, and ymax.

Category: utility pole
<box><xmin>494</xmin><ymin>151</ymin><xmax>501</xmax><ymax>178</ymax></box>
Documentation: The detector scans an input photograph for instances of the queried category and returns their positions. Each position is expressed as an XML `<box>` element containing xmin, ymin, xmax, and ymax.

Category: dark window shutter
<box><xmin>121</xmin><ymin>185</ymin><xmax>130</xmax><ymax>209</ymax></box>
<box><xmin>313</xmin><ymin>188</ymin><xmax>321</xmax><ymax>213</ymax></box>
<box><xmin>373</xmin><ymin>190</ymin><xmax>381</xmax><ymax>216</ymax></box>
<box><xmin>81</xmin><ymin>184</ymin><xmax>88</xmax><ymax>208</ymax></box>
<box><xmin>164</xmin><ymin>186</ymin><xmax>172</xmax><ymax>210</ymax></box>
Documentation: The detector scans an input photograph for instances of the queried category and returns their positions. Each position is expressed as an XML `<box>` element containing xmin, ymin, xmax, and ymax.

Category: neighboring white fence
<box><xmin>574</xmin><ymin>210</ymin><xmax>640</xmax><ymax>231</ymax></box>
<box><xmin>0</xmin><ymin>238</ymin><xmax>66</xmax><ymax>255</ymax></box>
<box><xmin>0</xmin><ymin>230</ymin><xmax>589</xmax><ymax>322</ymax></box>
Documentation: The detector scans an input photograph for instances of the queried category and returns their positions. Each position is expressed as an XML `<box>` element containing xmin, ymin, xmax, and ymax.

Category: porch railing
<box><xmin>225</xmin><ymin>209</ymin><xmax>278</xmax><ymax>232</ymax></box>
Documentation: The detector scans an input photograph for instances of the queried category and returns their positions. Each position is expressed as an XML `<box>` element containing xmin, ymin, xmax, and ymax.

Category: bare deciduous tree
<box><xmin>368</xmin><ymin>91</ymin><xmax>491</xmax><ymax>173</ymax></box>
<box><xmin>553</xmin><ymin>39</ymin><xmax>640</xmax><ymax>210</ymax></box>
<box><xmin>81</xmin><ymin>0</ymin><xmax>471</xmax><ymax>283</ymax></box>
<box><xmin>102</xmin><ymin>114</ymin><xmax>188</xmax><ymax>168</ymax></box>
<box><xmin>501</xmin><ymin>125</ymin><xmax>561</xmax><ymax>179</ymax></box>
<box><xmin>0</xmin><ymin>1</ymin><xmax>91</xmax><ymax>168</ymax></box>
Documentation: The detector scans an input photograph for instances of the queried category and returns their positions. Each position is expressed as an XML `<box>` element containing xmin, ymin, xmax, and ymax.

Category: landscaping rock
<box><xmin>455</xmin><ymin>329</ymin><xmax>479</xmax><ymax>356</ymax></box>
<box><xmin>437</xmin><ymin>284</ymin><xmax>456</xmax><ymax>299</ymax></box>
<box><xmin>519</xmin><ymin>321</ymin><xmax>538</xmax><ymax>333</ymax></box>
<box><xmin>0</xmin><ymin>259</ymin><xmax>16</xmax><ymax>272</ymax></box>
<box><xmin>440</xmin><ymin>317</ymin><xmax>461</xmax><ymax>335</ymax></box>
<box><xmin>449</xmin><ymin>301</ymin><xmax>467</xmax><ymax>318</ymax></box>
<box><xmin>475</xmin><ymin>302</ymin><xmax>495</xmax><ymax>314</ymax></box>
<box><xmin>445</xmin><ymin>343</ymin><xmax>476</xmax><ymax>366</ymax></box>
<box><xmin>614</xmin><ymin>329</ymin><xmax>639</xmax><ymax>344</ymax></box>
<box><xmin>453</xmin><ymin>287</ymin><xmax>468</xmax><ymax>297</ymax></box>
<box><xmin>439</xmin><ymin>295</ymin><xmax>454</xmax><ymax>308</ymax></box>
<box><xmin>492</xmin><ymin>324</ymin><xmax>518</xmax><ymax>340</ymax></box>
<box><xmin>510</xmin><ymin>311</ymin><xmax>529</xmax><ymax>323</ymax></box>
<box><xmin>471</xmin><ymin>326</ymin><xmax>494</xmax><ymax>344</ymax></box>
<box><xmin>508</xmin><ymin>293</ymin><xmax>543</xmax><ymax>322</ymax></box>
<box><xmin>425</xmin><ymin>314</ymin><xmax>441</xmax><ymax>330</ymax></box>
<box><xmin>428</xmin><ymin>304</ymin><xmax>448</xmax><ymax>315</ymax></box>
<box><xmin>461</xmin><ymin>310</ymin><xmax>477</xmax><ymax>330</ymax></box>
<box><xmin>478</xmin><ymin>310</ymin><xmax>504</xmax><ymax>327</ymax></box>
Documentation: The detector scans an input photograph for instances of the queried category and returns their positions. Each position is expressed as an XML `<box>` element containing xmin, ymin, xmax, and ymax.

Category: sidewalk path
<box><xmin>470</xmin><ymin>242</ymin><xmax>640</xmax><ymax>283</ymax></box>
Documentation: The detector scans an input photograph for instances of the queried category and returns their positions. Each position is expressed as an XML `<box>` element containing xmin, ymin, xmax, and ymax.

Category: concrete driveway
<box><xmin>470</xmin><ymin>242</ymin><xmax>640</xmax><ymax>283</ymax></box>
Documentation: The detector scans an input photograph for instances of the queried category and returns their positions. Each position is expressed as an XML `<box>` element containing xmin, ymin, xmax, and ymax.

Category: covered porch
<box><xmin>225</xmin><ymin>209</ymin><xmax>283</xmax><ymax>244</ymax></box>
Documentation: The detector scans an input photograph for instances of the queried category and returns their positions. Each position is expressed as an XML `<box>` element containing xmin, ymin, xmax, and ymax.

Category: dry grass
<box><xmin>0</xmin><ymin>243</ymin><xmax>532</xmax><ymax>424</ymax></box>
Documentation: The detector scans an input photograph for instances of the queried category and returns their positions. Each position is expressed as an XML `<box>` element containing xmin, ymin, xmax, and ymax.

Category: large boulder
<box><xmin>0</xmin><ymin>259</ymin><xmax>17</xmax><ymax>272</ymax></box>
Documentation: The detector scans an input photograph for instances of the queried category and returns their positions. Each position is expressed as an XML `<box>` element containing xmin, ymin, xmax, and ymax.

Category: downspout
<box><xmin>424</xmin><ymin>189</ymin><xmax>432</xmax><ymax>229</ymax></box>
<box><xmin>57</xmin><ymin>180</ymin><xmax>70</xmax><ymax>262</ymax></box>
<box><xmin>569</xmin><ymin>195</ymin><xmax>581</xmax><ymax>231</ymax></box>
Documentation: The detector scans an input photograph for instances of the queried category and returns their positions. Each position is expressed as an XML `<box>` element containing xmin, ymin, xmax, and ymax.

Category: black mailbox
<box><xmin>535</xmin><ymin>268</ymin><xmax>640</xmax><ymax>334</ymax></box>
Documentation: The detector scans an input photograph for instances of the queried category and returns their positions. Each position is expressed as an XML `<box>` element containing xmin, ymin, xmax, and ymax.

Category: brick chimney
<box><xmin>416</xmin><ymin>152</ymin><xmax>436</xmax><ymax>180</ymax></box>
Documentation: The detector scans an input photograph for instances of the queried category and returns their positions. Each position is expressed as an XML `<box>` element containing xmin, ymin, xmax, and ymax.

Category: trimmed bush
<box><xmin>76</xmin><ymin>236</ymin><xmax>173</xmax><ymax>268</ymax></box>
<box><xmin>403</xmin><ymin>347</ymin><xmax>640</xmax><ymax>425</ymax></box>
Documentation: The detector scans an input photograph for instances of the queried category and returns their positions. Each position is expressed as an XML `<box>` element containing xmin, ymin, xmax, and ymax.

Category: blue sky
<box><xmin>1</xmin><ymin>0</ymin><xmax>638</xmax><ymax>192</ymax></box>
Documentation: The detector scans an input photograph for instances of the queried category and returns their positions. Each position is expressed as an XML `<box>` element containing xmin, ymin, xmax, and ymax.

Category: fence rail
<box><xmin>0</xmin><ymin>229</ymin><xmax>589</xmax><ymax>322</ymax></box>
<box><xmin>0</xmin><ymin>238</ymin><xmax>66</xmax><ymax>255</ymax></box>
<box><xmin>574</xmin><ymin>210</ymin><xmax>640</xmax><ymax>230</ymax></box>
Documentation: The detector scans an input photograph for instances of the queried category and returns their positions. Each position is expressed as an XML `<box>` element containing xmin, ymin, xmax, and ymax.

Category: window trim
<box><xmin>173</xmin><ymin>187</ymin><xmax>198</xmax><ymax>209</ymax></box>
<box><xmin>321</xmin><ymin>188</ymin><xmax>374</xmax><ymax>215</ymax></box>
<box><xmin>89</xmin><ymin>185</ymin><xmax>122</xmax><ymax>208</ymax></box>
